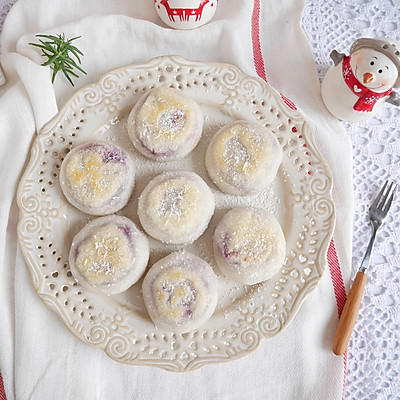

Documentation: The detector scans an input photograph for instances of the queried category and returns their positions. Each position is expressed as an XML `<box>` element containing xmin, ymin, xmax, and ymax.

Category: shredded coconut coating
<box><xmin>128</xmin><ymin>87</ymin><xmax>203</xmax><ymax>161</ymax></box>
<box><xmin>138</xmin><ymin>171</ymin><xmax>215</xmax><ymax>245</ymax></box>
<box><xmin>69</xmin><ymin>215</ymin><xmax>149</xmax><ymax>295</ymax></box>
<box><xmin>206</xmin><ymin>120</ymin><xmax>282</xmax><ymax>195</ymax></box>
<box><xmin>152</xmin><ymin>268</ymin><xmax>205</xmax><ymax>321</ymax></box>
<box><xmin>65</xmin><ymin>152</ymin><xmax>126</xmax><ymax>207</ymax></box>
<box><xmin>60</xmin><ymin>141</ymin><xmax>135</xmax><ymax>215</ymax></box>
<box><xmin>213</xmin><ymin>207</ymin><xmax>286</xmax><ymax>285</ymax></box>
<box><xmin>75</xmin><ymin>224</ymin><xmax>133</xmax><ymax>285</ymax></box>
<box><xmin>142</xmin><ymin>251</ymin><xmax>218</xmax><ymax>333</ymax></box>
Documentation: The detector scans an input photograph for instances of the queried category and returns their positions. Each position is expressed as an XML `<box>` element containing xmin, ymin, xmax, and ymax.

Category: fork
<box><xmin>332</xmin><ymin>180</ymin><xmax>397</xmax><ymax>355</ymax></box>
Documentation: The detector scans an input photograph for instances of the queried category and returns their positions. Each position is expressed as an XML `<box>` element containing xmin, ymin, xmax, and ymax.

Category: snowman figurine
<box><xmin>321</xmin><ymin>37</ymin><xmax>400</xmax><ymax>122</ymax></box>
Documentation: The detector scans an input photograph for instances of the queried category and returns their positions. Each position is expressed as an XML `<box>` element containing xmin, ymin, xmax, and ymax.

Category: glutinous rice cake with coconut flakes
<box><xmin>127</xmin><ymin>86</ymin><xmax>203</xmax><ymax>161</ymax></box>
<box><xmin>213</xmin><ymin>207</ymin><xmax>286</xmax><ymax>285</ymax></box>
<box><xmin>69</xmin><ymin>215</ymin><xmax>150</xmax><ymax>295</ymax></box>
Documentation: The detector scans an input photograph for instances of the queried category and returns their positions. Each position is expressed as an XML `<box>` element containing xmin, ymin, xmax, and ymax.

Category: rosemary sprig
<box><xmin>29</xmin><ymin>33</ymin><xmax>87</xmax><ymax>86</ymax></box>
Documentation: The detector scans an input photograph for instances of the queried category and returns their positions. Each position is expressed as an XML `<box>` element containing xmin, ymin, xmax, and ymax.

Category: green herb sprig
<box><xmin>29</xmin><ymin>33</ymin><xmax>87</xmax><ymax>86</ymax></box>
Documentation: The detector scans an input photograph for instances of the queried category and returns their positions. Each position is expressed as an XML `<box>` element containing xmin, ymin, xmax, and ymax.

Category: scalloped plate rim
<box><xmin>16</xmin><ymin>55</ymin><xmax>336</xmax><ymax>371</ymax></box>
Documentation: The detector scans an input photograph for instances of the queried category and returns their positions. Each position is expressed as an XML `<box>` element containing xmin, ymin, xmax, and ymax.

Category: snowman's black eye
<box><xmin>370</xmin><ymin>61</ymin><xmax>375</xmax><ymax>66</ymax></box>
<box><xmin>378</xmin><ymin>69</ymin><xmax>383</xmax><ymax>74</ymax></box>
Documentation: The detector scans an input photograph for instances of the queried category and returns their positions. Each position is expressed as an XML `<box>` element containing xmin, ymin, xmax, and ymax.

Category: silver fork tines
<box><xmin>359</xmin><ymin>180</ymin><xmax>397</xmax><ymax>273</ymax></box>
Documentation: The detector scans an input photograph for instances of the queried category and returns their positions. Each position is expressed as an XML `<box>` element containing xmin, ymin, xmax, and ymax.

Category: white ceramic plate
<box><xmin>17</xmin><ymin>55</ymin><xmax>335</xmax><ymax>371</ymax></box>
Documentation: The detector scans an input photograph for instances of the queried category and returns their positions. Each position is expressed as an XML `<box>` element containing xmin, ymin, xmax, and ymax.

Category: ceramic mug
<box><xmin>155</xmin><ymin>0</ymin><xmax>218</xmax><ymax>30</ymax></box>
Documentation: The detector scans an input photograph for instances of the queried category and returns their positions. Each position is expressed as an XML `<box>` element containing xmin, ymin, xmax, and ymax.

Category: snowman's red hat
<box><xmin>350</xmin><ymin>37</ymin><xmax>400</xmax><ymax>87</ymax></box>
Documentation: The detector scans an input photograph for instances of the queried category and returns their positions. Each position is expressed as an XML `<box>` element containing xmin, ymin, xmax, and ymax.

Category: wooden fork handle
<box><xmin>332</xmin><ymin>271</ymin><xmax>368</xmax><ymax>355</ymax></box>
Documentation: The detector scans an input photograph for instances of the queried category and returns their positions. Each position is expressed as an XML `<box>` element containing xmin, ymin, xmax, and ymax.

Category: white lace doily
<box><xmin>303</xmin><ymin>1</ymin><xmax>400</xmax><ymax>399</ymax></box>
<box><xmin>1</xmin><ymin>0</ymin><xmax>399</xmax><ymax>398</ymax></box>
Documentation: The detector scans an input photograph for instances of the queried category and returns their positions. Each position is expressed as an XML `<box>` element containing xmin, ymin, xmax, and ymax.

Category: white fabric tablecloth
<box><xmin>0</xmin><ymin>0</ymin><xmax>360</xmax><ymax>399</ymax></box>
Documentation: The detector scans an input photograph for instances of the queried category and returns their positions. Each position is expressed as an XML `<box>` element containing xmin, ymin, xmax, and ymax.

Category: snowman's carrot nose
<box><xmin>363</xmin><ymin>72</ymin><xmax>374</xmax><ymax>84</ymax></box>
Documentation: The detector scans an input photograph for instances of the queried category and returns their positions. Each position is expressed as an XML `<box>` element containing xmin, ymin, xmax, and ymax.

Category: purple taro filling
<box><xmin>219</xmin><ymin>233</ymin><xmax>232</xmax><ymax>259</ymax></box>
<box><xmin>118</xmin><ymin>224</ymin><xmax>132</xmax><ymax>240</ymax></box>
<box><xmin>218</xmin><ymin>233</ymin><xmax>241</xmax><ymax>269</ymax></box>
<box><xmin>102</xmin><ymin>148</ymin><xmax>126</xmax><ymax>163</ymax></box>
<box><xmin>117</xmin><ymin>224</ymin><xmax>138</xmax><ymax>252</ymax></box>
<box><xmin>74</xmin><ymin>244</ymin><xmax>80</xmax><ymax>260</ymax></box>
<box><xmin>80</xmin><ymin>142</ymin><xmax>126</xmax><ymax>164</ymax></box>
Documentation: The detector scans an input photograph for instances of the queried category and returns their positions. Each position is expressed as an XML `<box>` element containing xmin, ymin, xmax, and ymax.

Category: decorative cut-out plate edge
<box><xmin>17</xmin><ymin>55</ymin><xmax>335</xmax><ymax>371</ymax></box>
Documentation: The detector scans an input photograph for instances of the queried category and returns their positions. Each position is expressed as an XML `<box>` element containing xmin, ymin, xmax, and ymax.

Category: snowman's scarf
<box><xmin>342</xmin><ymin>56</ymin><xmax>392</xmax><ymax>112</ymax></box>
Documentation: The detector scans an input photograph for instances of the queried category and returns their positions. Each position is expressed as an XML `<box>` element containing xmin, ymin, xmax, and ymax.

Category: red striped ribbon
<box><xmin>0</xmin><ymin>372</ymin><xmax>6</xmax><ymax>400</ymax></box>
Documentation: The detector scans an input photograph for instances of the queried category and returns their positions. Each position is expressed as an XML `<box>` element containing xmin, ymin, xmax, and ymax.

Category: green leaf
<box><xmin>67</xmin><ymin>36</ymin><xmax>82</xmax><ymax>43</ymax></box>
<box><xmin>29</xmin><ymin>33</ymin><xmax>86</xmax><ymax>86</ymax></box>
